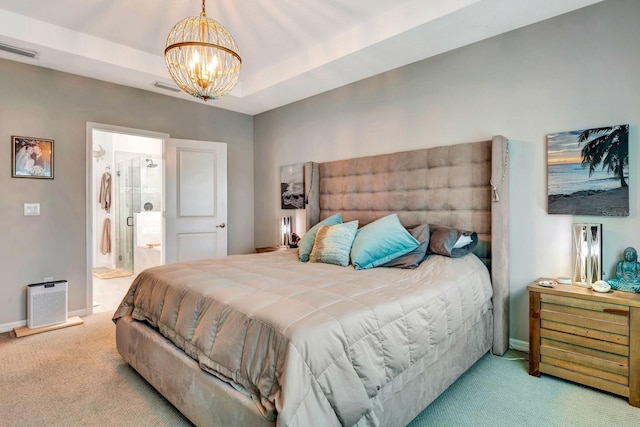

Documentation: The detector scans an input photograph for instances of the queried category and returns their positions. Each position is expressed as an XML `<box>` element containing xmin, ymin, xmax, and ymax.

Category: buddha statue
<box><xmin>607</xmin><ymin>247</ymin><xmax>640</xmax><ymax>293</ymax></box>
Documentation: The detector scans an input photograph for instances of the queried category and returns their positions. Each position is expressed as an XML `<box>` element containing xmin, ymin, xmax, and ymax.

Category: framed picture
<box><xmin>11</xmin><ymin>136</ymin><xmax>54</xmax><ymax>179</ymax></box>
<box><xmin>280</xmin><ymin>163</ymin><xmax>304</xmax><ymax>209</ymax></box>
<box><xmin>547</xmin><ymin>124</ymin><xmax>629</xmax><ymax>216</ymax></box>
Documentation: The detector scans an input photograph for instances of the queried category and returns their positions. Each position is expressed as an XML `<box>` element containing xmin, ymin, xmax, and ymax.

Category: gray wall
<box><xmin>254</xmin><ymin>0</ymin><xmax>640</xmax><ymax>345</ymax></box>
<box><xmin>0</xmin><ymin>59</ymin><xmax>254</xmax><ymax>326</ymax></box>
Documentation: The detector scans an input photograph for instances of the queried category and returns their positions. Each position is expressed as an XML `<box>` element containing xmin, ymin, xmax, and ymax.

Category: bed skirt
<box><xmin>116</xmin><ymin>310</ymin><xmax>492</xmax><ymax>427</ymax></box>
<box><xmin>116</xmin><ymin>316</ymin><xmax>274</xmax><ymax>427</ymax></box>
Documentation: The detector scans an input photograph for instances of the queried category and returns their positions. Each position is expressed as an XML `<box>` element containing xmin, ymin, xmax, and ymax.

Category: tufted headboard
<box><xmin>304</xmin><ymin>135</ymin><xmax>510</xmax><ymax>355</ymax></box>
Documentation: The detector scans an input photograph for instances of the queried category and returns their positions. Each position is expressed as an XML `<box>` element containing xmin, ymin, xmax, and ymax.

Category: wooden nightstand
<box><xmin>528</xmin><ymin>279</ymin><xmax>640</xmax><ymax>406</ymax></box>
<box><xmin>255</xmin><ymin>246</ymin><xmax>287</xmax><ymax>253</ymax></box>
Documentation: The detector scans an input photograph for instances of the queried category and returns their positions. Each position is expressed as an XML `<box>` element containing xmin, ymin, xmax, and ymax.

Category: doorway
<box><xmin>87</xmin><ymin>123</ymin><xmax>169</xmax><ymax>314</ymax></box>
<box><xmin>86</xmin><ymin>124</ymin><xmax>229</xmax><ymax>315</ymax></box>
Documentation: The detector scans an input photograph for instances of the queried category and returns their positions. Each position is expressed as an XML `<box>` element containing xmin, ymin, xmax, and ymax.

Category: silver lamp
<box><xmin>572</xmin><ymin>223</ymin><xmax>602</xmax><ymax>287</ymax></box>
<box><xmin>281</xmin><ymin>216</ymin><xmax>292</xmax><ymax>247</ymax></box>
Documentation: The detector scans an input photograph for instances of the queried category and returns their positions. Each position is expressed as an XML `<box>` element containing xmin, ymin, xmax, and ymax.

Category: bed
<box><xmin>113</xmin><ymin>135</ymin><xmax>510</xmax><ymax>427</ymax></box>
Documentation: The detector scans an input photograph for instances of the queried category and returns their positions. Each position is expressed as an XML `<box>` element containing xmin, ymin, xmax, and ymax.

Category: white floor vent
<box><xmin>27</xmin><ymin>280</ymin><xmax>68</xmax><ymax>329</ymax></box>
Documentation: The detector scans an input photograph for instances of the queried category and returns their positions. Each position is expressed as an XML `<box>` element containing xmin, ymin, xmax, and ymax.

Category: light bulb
<box><xmin>189</xmin><ymin>50</ymin><xmax>200</xmax><ymax>69</ymax></box>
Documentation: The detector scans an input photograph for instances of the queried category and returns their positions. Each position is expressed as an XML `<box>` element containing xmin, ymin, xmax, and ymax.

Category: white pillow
<box><xmin>453</xmin><ymin>234</ymin><xmax>473</xmax><ymax>249</ymax></box>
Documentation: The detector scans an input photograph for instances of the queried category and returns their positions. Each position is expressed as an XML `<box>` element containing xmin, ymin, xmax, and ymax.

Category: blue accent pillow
<box><xmin>309</xmin><ymin>221</ymin><xmax>358</xmax><ymax>267</ymax></box>
<box><xmin>381</xmin><ymin>223</ymin><xmax>430</xmax><ymax>269</ymax></box>
<box><xmin>350</xmin><ymin>214</ymin><xmax>420</xmax><ymax>270</ymax></box>
<box><xmin>298</xmin><ymin>213</ymin><xmax>342</xmax><ymax>262</ymax></box>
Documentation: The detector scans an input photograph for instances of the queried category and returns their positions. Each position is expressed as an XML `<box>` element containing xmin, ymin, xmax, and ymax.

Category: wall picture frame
<box><xmin>547</xmin><ymin>124</ymin><xmax>629</xmax><ymax>216</ymax></box>
<box><xmin>11</xmin><ymin>136</ymin><xmax>54</xmax><ymax>179</ymax></box>
<box><xmin>280</xmin><ymin>163</ymin><xmax>304</xmax><ymax>209</ymax></box>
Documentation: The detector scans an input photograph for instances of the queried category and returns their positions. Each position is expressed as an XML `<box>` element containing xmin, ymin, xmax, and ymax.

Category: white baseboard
<box><xmin>0</xmin><ymin>308</ymin><xmax>89</xmax><ymax>334</ymax></box>
<box><xmin>0</xmin><ymin>319</ymin><xmax>26</xmax><ymax>333</ymax></box>
<box><xmin>69</xmin><ymin>308</ymin><xmax>88</xmax><ymax>317</ymax></box>
<box><xmin>509</xmin><ymin>338</ymin><xmax>529</xmax><ymax>352</ymax></box>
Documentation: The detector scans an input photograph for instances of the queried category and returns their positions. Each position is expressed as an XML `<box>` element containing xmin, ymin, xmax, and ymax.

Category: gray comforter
<box><xmin>113</xmin><ymin>250</ymin><xmax>492</xmax><ymax>426</ymax></box>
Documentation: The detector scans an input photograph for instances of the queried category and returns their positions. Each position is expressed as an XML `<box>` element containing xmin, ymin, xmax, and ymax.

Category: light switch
<box><xmin>24</xmin><ymin>203</ymin><xmax>40</xmax><ymax>216</ymax></box>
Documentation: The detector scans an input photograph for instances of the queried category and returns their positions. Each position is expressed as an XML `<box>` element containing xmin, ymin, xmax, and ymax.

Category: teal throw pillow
<box><xmin>309</xmin><ymin>221</ymin><xmax>358</xmax><ymax>267</ymax></box>
<box><xmin>381</xmin><ymin>223</ymin><xmax>430</xmax><ymax>269</ymax></box>
<box><xmin>298</xmin><ymin>213</ymin><xmax>342</xmax><ymax>262</ymax></box>
<box><xmin>350</xmin><ymin>214</ymin><xmax>420</xmax><ymax>270</ymax></box>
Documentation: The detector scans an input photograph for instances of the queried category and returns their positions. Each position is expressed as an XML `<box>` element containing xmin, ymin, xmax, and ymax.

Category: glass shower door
<box><xmin>115</xmin><ymin>158</ymin><xmax>142</xmax><ymax>272</ymax></box>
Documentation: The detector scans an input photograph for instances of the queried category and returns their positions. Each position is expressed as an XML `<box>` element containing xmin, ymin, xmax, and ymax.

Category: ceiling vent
<box><xmin>0</xmin><ymin>42</ymin><xmax>39</xmax><ymax>59</ymax></box>
<box><xmin>153</xmin><ymin>81</ymin><xmax>181</xmax><ymax>93</ymax></box>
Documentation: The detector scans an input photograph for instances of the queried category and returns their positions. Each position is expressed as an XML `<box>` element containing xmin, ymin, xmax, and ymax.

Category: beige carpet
<box><xmin>92</xmin><ymin>268</ymin><xmax>133</xmax><ymax>280</ymax></box>
<box><xmin>2</xmin><ymin>312</ymin><xmax>639</xmax><ymax>426</ymax></box>
<box><xmin>0</xmin><ymin>311</ymin><xmax>192</xmax><ymax>427</ymax></box>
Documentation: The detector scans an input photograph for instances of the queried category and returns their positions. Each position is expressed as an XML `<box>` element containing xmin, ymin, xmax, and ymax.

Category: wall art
<box><xmin>547</xmin><ymin>124</ymin><xmax>629</xmax><ymax>216</ymax></box>
<box><xmin>280</xmin><ymin>163</ymin><xmax>304</xmax><ymax>209</ymax></box>
<box><xmin>12</xmin><ymin>136</ymin><xmax>54</xmax><ymax>179</ymax></box>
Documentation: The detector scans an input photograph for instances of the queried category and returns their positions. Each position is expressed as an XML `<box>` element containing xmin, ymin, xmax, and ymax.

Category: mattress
<box><xmin>113</xmin><ymin>249</ymin><xmax>493</xmax><ymax>426</ymax></box>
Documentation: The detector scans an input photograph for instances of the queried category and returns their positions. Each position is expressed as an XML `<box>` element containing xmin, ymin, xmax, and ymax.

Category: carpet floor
<box><xmin>1</xmin><ymin>312</ymin><xmax>638</xmax><ymax>426</ymax></box>
<box><xmin>0</xmin><ymin>312</ymin><xmax>191</xmax><ymax>427</ymax></box>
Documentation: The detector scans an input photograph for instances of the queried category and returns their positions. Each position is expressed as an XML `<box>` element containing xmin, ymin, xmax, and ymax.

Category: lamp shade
<box><xmin>572</xmin><ymin>223</ymin><xmax>602</xmax><ymax>286</ymax></box>
<box><xmin>164</xmin><ymin>2</ymin><xmax>241</xmax><ymax>101</ymax></box>
<box><xmin>281</xmin><ymin>216</ymin><xmax>292</xmax><ymax>247</ymax></box>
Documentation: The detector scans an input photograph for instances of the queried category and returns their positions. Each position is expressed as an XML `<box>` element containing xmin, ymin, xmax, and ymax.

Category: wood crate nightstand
<box><xmin>528</xmin><ymin>279</ymin><xmax>640</xmax><ymax>407</ymax></box>
<box><xmin>255</xmin><ymin>246</ymin><xmax>286</xmax><ymax>253</ymax></box>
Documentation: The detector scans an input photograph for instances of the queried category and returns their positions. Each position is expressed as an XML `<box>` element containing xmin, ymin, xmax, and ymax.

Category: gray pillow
<box><xmin>428</xmin><ymin>224</ymin><xmax>477</xmax><ymax>258</ymax></box>
<box><xmin>381</xmin><ymin>224</ymin><xmax>430</xmax><ymax>269</ymax></box>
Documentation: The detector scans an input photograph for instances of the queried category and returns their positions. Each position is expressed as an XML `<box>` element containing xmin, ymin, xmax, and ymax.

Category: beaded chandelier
<box><xmin>164</xmin><ymin>0</ymin><xmax>241</xmax><ymax>100</ymax></box>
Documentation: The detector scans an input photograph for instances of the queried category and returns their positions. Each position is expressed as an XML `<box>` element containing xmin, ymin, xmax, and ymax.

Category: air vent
<box><xmin>153</xmin><ymin>81</ymin><xmax>181</xmax><ymax>93</ymax></box>
<box><xmin>0</xmin><ymin>42</ymin><xmax>39</xmax><ymax>59</ymax></box>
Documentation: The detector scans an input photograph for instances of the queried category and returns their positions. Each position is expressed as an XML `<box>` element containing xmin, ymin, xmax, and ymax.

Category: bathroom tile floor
<box><xmin>93</xmin><ymin>275</ymin><xmax>135</xmax><ymax>313</ymax></box>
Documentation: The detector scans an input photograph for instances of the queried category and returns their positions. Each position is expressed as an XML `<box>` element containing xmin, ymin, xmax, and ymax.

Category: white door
<box><xmin>164</xmin><ymin>138</ymin><xmax>228</xmax><ymax>264</ymax></box>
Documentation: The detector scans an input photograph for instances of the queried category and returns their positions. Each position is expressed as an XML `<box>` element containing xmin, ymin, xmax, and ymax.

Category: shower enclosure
<box><xmin>115</xmin><ymin>155</ymin><xmax>162</xmax><ymax>273</ymax></box>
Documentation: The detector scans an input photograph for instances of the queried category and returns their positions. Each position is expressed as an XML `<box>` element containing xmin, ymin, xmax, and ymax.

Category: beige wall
<box><xmin>254</xmin><ymin>0</ymin><xmax>640</xmax><ymax>345</ymax></box>
<box><xmin>0</xmin><ymin>59</ymin><xmax>254</xmax><ymax>327</ymax></box>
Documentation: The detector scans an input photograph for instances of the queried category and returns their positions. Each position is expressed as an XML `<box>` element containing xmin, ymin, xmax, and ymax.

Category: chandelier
<box><xmin>164</xmin><ymin>0</ymin><xmax>242</xmax><ymax>101</ymax></box>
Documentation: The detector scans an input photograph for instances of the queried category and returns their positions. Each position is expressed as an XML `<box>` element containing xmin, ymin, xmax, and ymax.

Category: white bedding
<box><xmin>113</xmin><ymin>249</ymin><xmax>493</xmax><ymax>426</ymax></box>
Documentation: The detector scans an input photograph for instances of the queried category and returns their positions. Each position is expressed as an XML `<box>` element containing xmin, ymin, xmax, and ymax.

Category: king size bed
<box><xmin>113</xmin><ymin>135</ymin><xmax>510</xmax><ymax>426</ymax></box>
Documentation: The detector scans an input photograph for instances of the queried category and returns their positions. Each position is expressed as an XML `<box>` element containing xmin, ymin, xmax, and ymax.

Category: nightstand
<box><xmin>528</xmin><ymin>279</ymin><xmax>640</xmax><ymax>406</ymax></box>
<box><xmin>255</xmin><ymin>246</ymin><xmax>286</xmax><ymax>253</ymax></box>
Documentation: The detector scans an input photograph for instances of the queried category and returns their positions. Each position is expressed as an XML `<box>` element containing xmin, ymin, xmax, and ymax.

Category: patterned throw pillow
<box><xmin>298</xmin><ymin>213</ymin><xmax>342</xmax><ymax>262</ymax></box>
<box><xmin>309</xmin><ymin>221</ymin><xmax>358</xmax><ymax>267</ymax></box>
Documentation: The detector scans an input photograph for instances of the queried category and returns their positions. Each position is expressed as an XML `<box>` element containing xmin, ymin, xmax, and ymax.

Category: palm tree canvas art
<box><xmin>547</xmin><ymin>124</ymin><xmax>629</xmax><ymax>216</ymax></box>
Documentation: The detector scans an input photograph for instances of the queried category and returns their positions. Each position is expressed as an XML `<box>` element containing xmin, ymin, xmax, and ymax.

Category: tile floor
<box><xmin>92</xmin><ymin>274</ymin><xmax>134</xmax><ymax>313</ymax></box>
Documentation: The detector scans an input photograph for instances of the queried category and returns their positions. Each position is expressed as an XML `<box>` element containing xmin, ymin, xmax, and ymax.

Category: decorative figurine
<box><xmin>607</xmin><ymin>247</ymin><xmax>640</xmax><ymax>293</ymax></box>
<box><xmin>289</xmin><ymin>232</ymin><xmax>301</xmax><ymax>249</ymax></box>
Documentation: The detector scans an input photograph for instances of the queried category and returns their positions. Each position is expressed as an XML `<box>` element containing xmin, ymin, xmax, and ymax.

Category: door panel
<box><xmin>115</xmin><ymin>157</ymin><xmax>141</xmax><ymax>272</ymax></box>
<box><xmin>165</xmin><ymin>139</ymin><xmax>227</xmax><ymax>264</ymax></box>
<box><xmin>178</xmin><ymin>150</ymin><xmax>216</xmax><ymax>217</ymax></box>
<box><xmin>177</xmin><ymin>232</ymin><xmax>218</xmax><ymax>262</ymax></box>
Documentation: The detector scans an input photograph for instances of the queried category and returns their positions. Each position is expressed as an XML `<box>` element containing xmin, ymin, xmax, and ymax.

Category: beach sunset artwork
<box><xmin>547</xmin><ymin>124</ymin><xmax>629</xmax><ymax>216</ymax></box>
